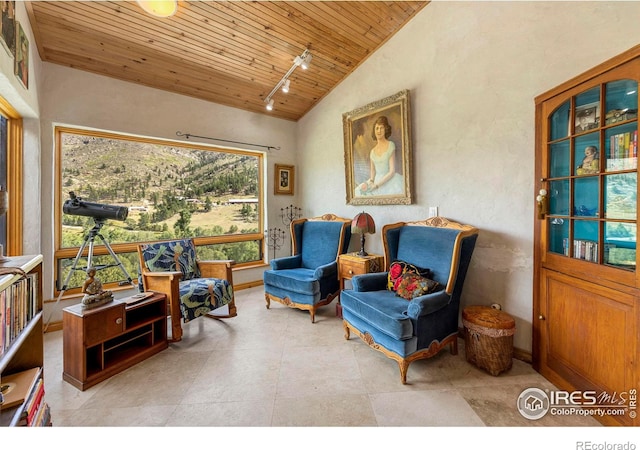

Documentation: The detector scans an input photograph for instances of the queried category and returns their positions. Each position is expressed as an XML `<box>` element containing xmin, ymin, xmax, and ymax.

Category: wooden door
<box><xmin>538</xmin><ymin>269</ymin><xmax>638</xmax><ymax>426</ymax></box>
<box><xmin>533</xmin><ymin>46</ymin><xmax>640</xmax><ymax>426</ymax></box>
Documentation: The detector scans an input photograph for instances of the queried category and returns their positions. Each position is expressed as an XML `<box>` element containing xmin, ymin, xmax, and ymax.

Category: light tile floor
<box><xmin>42</xmin><ymin>286</ymin><xmax>600</xmax><ymax>429</ymax></box>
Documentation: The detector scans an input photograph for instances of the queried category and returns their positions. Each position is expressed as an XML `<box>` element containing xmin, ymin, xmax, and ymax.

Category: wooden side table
<box><xmin>63</xmin><ymin>292</ymin><xmax>168</xmax><ymax>390</ymax></box>
<box><xmin>336</xmin><ymin>252</ymin><xmax>384</xmax><ymax>317</ymax></box>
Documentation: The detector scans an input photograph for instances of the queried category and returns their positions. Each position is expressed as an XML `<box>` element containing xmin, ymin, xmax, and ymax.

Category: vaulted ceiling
<box><xmin>25</xmin><ymin>1</ymin><xmax>428</xmax><ymax>121</ymax></box>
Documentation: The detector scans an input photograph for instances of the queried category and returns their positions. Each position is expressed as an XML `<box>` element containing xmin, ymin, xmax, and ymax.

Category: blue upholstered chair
<box><xmin>341</xmin><ymin>217</ymin><xmax>479</xmax><ymax>384</ymax></box>
<box><xmin>137</xmin><ymin>239</ymin><xmax>236</xmax><ymax>341</ymax></box>
<box><xmin>264</xmin><ymin>214</ymin><xmax>352</xmax><ymax>322</ymax></box>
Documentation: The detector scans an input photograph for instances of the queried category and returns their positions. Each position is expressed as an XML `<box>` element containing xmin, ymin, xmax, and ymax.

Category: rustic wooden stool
<box><xmin>462</xmin><ymin>305</ymin><xmax>516</xmax><ymax>376</ymax></box>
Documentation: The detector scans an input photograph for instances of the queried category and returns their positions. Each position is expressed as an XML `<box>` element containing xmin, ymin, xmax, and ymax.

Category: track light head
<box><xmin>282</xmin><ymin>79</ymin><xmax>290</xmax><ymax>93</ymax></box>
<box><xmin>266</xmin><ymin>98</ymin><xmax>274</xmax><ymax>111</ymax></box>
<box><xmin>301</xmin><ymin>53</ymin><xmax>313</xmax><ymax>70</ymax></box>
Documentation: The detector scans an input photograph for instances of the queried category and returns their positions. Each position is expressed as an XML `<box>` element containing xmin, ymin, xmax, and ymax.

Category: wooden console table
<box><xmin>62</xmin><ymin>292</ymin><xmax>168</xmax><ymax>391</ymax></box>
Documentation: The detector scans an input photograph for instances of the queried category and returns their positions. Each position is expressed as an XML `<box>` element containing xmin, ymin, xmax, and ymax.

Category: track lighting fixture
<box><xmin>301</xmin><ymin>53</ymin><xmax>312</xmax><ymax>70</ymax></box>
<box><xmin>264</xmin><ymin>48</ymin><xmax>312</xmax><ymax>112</ymax></box>
<box><xmin>266</xmin><ymin>99</ymin><xmax>274</xmax><ymax>111</ymax></box>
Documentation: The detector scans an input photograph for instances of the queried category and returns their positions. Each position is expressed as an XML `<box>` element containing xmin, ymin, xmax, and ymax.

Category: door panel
<box><xmin>540</xmin><ymin>269</ymin><xmax>638</xmax><ymax>426</ymax></box>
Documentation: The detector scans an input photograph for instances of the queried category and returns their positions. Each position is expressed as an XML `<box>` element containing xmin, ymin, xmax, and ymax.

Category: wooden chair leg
<box><xmin>343</xmin><ymin>321</ymin><xmax>351</xmax><ymax>340</ymax></box>
<box><xmin>168</xmin><ymin>295</ymin><xmax>183</xmax><ymax>342</ymax></box>
<box><xmin>398</xmin><ymin>360</ymin><xmax>409</xmax><ymax>385</ymax></box>
<box><xmin>450</xmin><ymin>336</ymin><xmax>458</xmax><ymax>355</ymax></box>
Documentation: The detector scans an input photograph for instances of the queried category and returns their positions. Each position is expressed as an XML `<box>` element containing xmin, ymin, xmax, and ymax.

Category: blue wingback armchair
<box><xmin>341</xmin><ymin>217</ymin><xmax>478</xmax><ymax>384</ymax></box>
<box><xmin>264</xmin><ymin>214</ymin><xmax>351</xmax><ymax>322</ymax></box>
<box><xmin>138</xmin><ymin>238</ymin><xmax>236</xmax><ymax>342</ymax></box>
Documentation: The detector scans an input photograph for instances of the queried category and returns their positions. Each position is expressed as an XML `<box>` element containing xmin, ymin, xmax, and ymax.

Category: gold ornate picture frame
<box><xmin>343</xmin><ymin>90</ymin><xmax>412</xmax><ymax>205</ymax></box>
<box><xmin>274</xmin><ymin>163</ymin><xmax>294</xmax><ymax>195</ymax></box>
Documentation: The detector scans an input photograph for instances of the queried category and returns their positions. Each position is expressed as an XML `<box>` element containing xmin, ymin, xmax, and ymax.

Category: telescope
<box><xmin>62</xmin><ymin>191</ymin><xmax>128</xmax><ymax>222</ymax></box>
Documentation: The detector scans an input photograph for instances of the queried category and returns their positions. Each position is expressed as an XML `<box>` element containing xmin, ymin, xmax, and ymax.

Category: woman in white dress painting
<box><xmin>355</xmin><ymin>116</ymin><xmax>404</xmax><ymax>197</ymax></box>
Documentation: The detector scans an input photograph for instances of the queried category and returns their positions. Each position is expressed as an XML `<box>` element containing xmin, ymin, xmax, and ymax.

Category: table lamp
<box><xmin>351</xmin><ymin>211</ymin><xmax>375</xmax><ymax>257</ymax></box>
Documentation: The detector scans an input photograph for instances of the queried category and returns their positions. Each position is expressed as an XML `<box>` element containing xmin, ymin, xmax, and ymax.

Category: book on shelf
<box><xmin>24</xmin><ymin>376</ymin><xmax>45</xmax><ymax>426</ymax></box>
<box><xmin>1</xmin><ymin>270</ymin><xmax>39</xmax><ymax>356</ymax></box>
<box><xmin>607</xmin><ymin>130</ymin><xmax>638</xmax><ymax>170</ymax></box>
<box><xmin>30</xmin><ymin>401</ymin><xmax>50</xmax><ymax>427</ymax></box>
<box><xmin>573</xmin><ymin>239</ymin><xmax>598</xmax><ymax>262</ymax></box>
<box><xmin>0</xmin><ymin>367</ymin><xmax>40</xmax><ymax>409</ymax></box>
<box><xmin>0</xmin><ymin>367</ymin><xmax>50</xmax><ymax>426</ymax></box>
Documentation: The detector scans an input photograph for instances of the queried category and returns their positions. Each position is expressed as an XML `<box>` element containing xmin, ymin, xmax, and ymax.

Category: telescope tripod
<box><xmin>56</xmin><ymin>218</ymin><xmax>133</xmax><ymax>302</ymax></box>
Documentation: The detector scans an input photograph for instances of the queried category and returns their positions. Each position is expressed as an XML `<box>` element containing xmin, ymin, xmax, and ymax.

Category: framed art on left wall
<box><xmin>14</xmin><ymin>20</ymin><xmax>27</xmax><ymax>89</ymax></box>
<box><xmin>274</xmin><ymin>164</ymin><xmax>294</xmax><ymax>195</ymax></box>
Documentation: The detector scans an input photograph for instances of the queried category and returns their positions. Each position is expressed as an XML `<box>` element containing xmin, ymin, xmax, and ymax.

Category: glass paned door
<box><xmin>545</xmin><ymin>78</ymin><xmax>638</xmax><ymax>271</ymax></box>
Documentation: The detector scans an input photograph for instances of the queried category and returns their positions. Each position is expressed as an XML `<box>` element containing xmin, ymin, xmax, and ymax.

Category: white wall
<box><xmin>297</xmin><ymin>1</ymin><xmax>640</xmax><ymax>353</ymax></box>
<box><xmin>5</xmin><ymin>1</ymin><xmax>640</xmax><ymax>352</ymax></box>
<box><xmin>39</xmin><ymin>64</ymin><xmax>299</xmax><ymax>321</ymax></box>
<box><xmin>0</xmin><ymin>1</ymin><xmax>42</xmax><ymax>255</ymax></box>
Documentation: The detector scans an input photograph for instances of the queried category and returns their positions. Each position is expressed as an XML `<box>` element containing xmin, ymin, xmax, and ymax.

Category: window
<box><xmin>0</xmin><ymin>96</ymin><xmax>23</xmax><ymax>255</ymax></box>
<box><xmin>55</xmin><ymin>127</ymin><xmax>264</xmax><ymax>294</ymax></box>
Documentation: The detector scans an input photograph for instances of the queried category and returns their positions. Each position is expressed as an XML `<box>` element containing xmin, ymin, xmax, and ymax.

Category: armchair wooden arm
<box><xmin>140</xmin><ymin>270</ymin><xmax>182</xmax><ymax>341</ymax></box>
<box><xmin>197</xmin><ymin>259</ymin><xmax>235</xmax><ymax>281</ymax></box>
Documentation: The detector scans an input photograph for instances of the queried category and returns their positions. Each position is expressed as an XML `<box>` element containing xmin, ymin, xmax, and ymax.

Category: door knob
<box><xmin>538</xmin><ymin>314</ymin><xmax>545</xmax><ymax>320</ymax></box>
<box><xmin>536</xmin><ymin>189</ymin><xmax>548</xmax><ymax>220</ymax></box>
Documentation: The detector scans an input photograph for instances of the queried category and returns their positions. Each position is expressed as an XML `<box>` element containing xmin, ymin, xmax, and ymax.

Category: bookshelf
<box><xmin>62</xmin><ymin>292</ymin><xmax>168</xmax><ymax>391</ymax></box>
<box><xmin>0</xmin><ymin>255</ymin><xmax>50</xmax><ymax>427</ymax></box>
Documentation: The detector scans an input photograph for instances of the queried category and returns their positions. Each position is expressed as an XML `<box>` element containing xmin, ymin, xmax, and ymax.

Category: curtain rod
<box><xmin>176</xmin><ymin>131</ymin><xmax>280</xmax><ymax>151</ymax></box>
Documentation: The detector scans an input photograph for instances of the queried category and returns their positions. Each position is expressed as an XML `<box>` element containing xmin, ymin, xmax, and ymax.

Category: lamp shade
<box><xmin>351</xmin><ymin>211</ymin><xmax>375</xmax><ymax>234</ymax></box>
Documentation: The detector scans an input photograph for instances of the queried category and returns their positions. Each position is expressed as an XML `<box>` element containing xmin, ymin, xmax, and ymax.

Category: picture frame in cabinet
<box><xmin>574</xmin><ymin>102</ymin><xmax>600</xmax><ymax>133</ymax></box>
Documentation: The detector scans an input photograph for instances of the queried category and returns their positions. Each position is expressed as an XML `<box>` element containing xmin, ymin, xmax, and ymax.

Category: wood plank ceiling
<box><xmin>25</xmin><ymin>1</ymin><xmax>428</xmax><ymax>121</ymax></box>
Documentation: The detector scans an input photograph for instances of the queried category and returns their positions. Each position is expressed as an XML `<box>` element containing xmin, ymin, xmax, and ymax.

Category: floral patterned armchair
<box><xmin>137</xmin><ymin>239</ymin><xmax>236</xmax><ymax>341</ymax></box>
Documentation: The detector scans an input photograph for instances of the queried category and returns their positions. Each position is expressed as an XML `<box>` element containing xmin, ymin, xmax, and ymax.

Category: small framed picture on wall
<box><xmin>14</xmin><ymin>20</ymin><xmax>27</xmax><ymax>89</ymax></box>
<box><xmin>0</xmin><ymin>1</ymin><xmax>16</xmax><ymax>56</ymax></box>
<box><xmin>274</xmin><ymin>164</ymin><xmax>294</xmax><ymax>195</ymax></box>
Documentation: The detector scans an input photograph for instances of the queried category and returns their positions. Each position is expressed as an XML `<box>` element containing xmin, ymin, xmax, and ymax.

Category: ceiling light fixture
<box><xmin>136</xmin><ymin>0</ymin><xmax>178</xmax><ymax>18</ymax></box>
<box><xmin>301</xmin><ymin>53</ymin><xmax>313</xmax><ymax>70</ymax></box>
<box><xmin>266</xmin><ymin>99</ymin><xmax>274</xmax><ymax>111</ymax></box>
<box><xmin>264</xmin><ymin>48</ymin><xmax>311</xmax><ymax>112</ymax></box>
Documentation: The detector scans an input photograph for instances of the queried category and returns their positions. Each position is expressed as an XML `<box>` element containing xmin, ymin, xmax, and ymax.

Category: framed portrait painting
<box><xmin>274</xmin><ymin>163</ymin><xmax>294</xmax><ymax>195</ymax></box>
<box><xmin>343</xmin><ymin>90</ymin><xmax>412</xmax><ymax>205</ymax></box>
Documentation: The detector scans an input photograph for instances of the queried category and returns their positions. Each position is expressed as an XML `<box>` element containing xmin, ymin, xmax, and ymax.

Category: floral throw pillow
<box><xmin>387</xmin><ymin>260</ymin><xmax>431</xmax><ymax>292</ymax></box>
<box><xmin>395</xmin><ymin>273</ymin><xmax>441</xmax><ymax>300</ymax></box>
